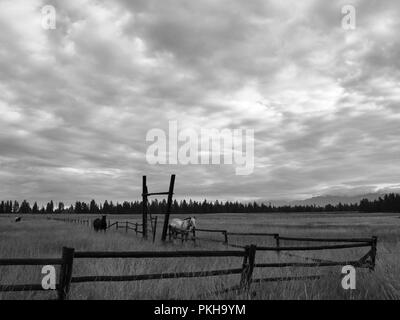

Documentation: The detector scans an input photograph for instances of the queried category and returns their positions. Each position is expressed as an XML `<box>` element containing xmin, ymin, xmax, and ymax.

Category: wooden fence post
<box><xmin>274</xmin><ymin>234</ymin><xmax>280</xmax><ymax>258</ymax></box>
<box><xmin>125</xmin><ymin>221</ymin><xmax>128</xmax><ymax>233</ymax></box>
<box><xmin>152</xmin><ymin>216</ymin><xmax>158</xmax><ymax>243</ymax></box>
<box><xmin>116</xmin><ymin>221</ymin><xmax>118</xmax><ymax>230</ymax></box>
<box><xmin>161</xmin><ymin>174</ymin><xmax>175</xmax><ymax>242</ymax></box>
<box><xmin>370</xmin><ymin>236</ymin><xmax>378</xmax><ymax>271</ymax></box>
<box><xmin>142</xmin><ymin>176</ymin><xmax>148</xmax><ymax>239</ymax></box>
<box><xmin>246</xmin><ymin>245</ymin><xmax>256</xmax><ymax>289</ymax></box>
<box><xmin>239</xmin><ymin>245</ymin><xmax>256</xmax><ymax>292</ymax></box>
<box><xmin>223</xmin><ymin>231</ymin><xmax>228</xmax><ymax>245</ymax></box>
<box><xmin>58</xmin><ymin>247</ymin><xmax>75</xmax><ymax>300</ymax></box>
<box><xmin>240</xmin><ymin>246</ymin><xmax>249</xmax><ymax>289</ymax></box>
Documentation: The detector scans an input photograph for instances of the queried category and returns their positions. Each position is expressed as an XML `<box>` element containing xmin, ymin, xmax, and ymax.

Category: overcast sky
<box><xmin>0</xmin><ymin>0</ymin><xmax>399</xmax><ymax>204</ymax></box>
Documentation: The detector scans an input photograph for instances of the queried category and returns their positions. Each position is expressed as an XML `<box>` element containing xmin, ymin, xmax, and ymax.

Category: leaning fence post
<box><xmin>142</xmin><ymin>176</ymin><xmax>148</xmax><ymax>239</ymax></box>
<box><xmin>370</xmin><ymin>236</ymin><xmax>378</xmax><ymax>271</ymax></box>
<box><xmin>58</xmin><ymin>247</ymin><xmax>75</xmax><ymax>300</ymax></box>
<box><xmin>161</xmin><ymin>174</ymin><xmax>175</xmax><ymax>242</ymax></box>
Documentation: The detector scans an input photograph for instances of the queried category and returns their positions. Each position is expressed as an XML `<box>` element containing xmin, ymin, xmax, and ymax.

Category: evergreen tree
<box><xmin>89</xmin><ymin>200</ymin><xmax>99</xmax><ymax>214</ymax></box>
<box><xmin>46</xmin><ymin>201</ymin><xmax>54</xmax><ymax>213</ymax></box>
<box><xmin>13</xmin><ymin>200</ymin><xmax>20</xmax><ymax>213</ymax></box>
<box><xmin>32</xmin><ymin>202</ymin><xmax>39</xmax><ymax>213</ymax></box>
<box><xmin>19</xmin><ymin>200</ymin><xmax>31</xmax><ymax>213</ymax></box>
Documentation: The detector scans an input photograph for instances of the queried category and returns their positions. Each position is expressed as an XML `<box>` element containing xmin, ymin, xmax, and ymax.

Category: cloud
<box><xmin>0</xmin><ymin>0</ymin><xmax>399</xmax><ymax>204</ymax></box>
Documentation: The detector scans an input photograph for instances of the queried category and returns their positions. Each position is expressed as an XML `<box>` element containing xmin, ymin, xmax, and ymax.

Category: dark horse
<box><xmin>93</xmin><ymin>215</ymin><xmax>107</xmax><ymax>232</ymax></box>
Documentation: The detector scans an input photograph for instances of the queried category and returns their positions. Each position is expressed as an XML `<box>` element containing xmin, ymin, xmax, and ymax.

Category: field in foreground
<box><xmin>0</xmin><ymin>212</ymin><xmax>399</xmax><ymax>300</ymax></box>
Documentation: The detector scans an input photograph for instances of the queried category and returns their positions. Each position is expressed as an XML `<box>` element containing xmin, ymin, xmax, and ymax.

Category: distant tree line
<box><xmin>0</xmin><ymin>193</ymin><xmax>399</xmax><ymax>214</ymax></box>
<box><xmin>359</xmin><ymin>193</ymin><xmax>400</xmax><ymax>213</ymax></box>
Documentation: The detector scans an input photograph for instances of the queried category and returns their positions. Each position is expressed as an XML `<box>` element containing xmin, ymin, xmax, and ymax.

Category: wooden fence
<box><xmin>49</xmin><ymin>216</ymin><xmax>158</xmax><ymax>242</ymax></box>
<box><xmin>48</xmin><ymin>218</ymin><xmax>378</xmax><ymax>267</ymax></box>
<box><xmin>48</xmin><ymin>218</ymin><xmax>378</xmax><ymax>268</ymax></box>
<box><xmin>107</xmin><ymin>217</ymin><xmax>158</xmax><ymax>242</ymax></box>
<box><xmin>193</xmin><ymin>228</ymin><xmax>278</xmax><ymax>246</ymax></box>
<box><xmin>0</xmin><ymin>247</ymin><xmax>249</xmax><ymax>300</ymax></box>
<box><xmin>191</xmin><ymin>227</ymin><xmax>378</xmax><ymax>268</ymax></box>
<box><xmin>0</xmin><ymin>236</ymin><xmax>377</xmax><ymax>299</ymax></box>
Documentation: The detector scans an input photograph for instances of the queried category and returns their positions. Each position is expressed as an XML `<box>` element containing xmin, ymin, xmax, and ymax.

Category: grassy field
<box><xmin>0</xmin><ymin>212</ymin><xmax>399</xmax><ymax>300</ymax></box>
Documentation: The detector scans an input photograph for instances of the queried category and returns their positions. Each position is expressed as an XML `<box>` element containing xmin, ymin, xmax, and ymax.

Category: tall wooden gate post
<box><xmin>58</xmin><ymin>247</ymin><xmax>75</xmax><ymax>300</ymax></box>
<box><xmin>142</xmin><ymin>176</ymin><xmax>148</xmax><ymax>239</ymax></box>
<box><xmin>161</xmin><ymin>174</ymin><xmax>176</xmax><ymax>242</ymax></box>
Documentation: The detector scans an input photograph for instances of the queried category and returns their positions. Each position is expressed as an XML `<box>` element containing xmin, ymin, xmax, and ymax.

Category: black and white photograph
<box><xmin>0</xmin><ymin>0</ymin><xmax>399</xmax><ymax>307</ymax></box>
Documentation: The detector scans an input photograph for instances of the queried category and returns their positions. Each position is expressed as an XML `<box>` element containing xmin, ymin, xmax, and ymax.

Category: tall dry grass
<box><xmin>0</xmin><ymin>212</ymin><xmax>399</xmax><ymax>300</ymax></box>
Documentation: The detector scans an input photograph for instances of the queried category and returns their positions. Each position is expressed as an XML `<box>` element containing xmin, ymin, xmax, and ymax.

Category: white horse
<box><xmin>168</xmin><ymin>217</ymin><xmax>196</xmax><ymax>241</ymax></box>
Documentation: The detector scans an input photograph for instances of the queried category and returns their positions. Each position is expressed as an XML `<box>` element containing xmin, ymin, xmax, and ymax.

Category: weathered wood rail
<box><xmin>0</xmin><ymin>247</ymin><xmax>249</xmax><ymax>299</ymax></box>
<box><xmin>49</xmin><ymin>216</ymin><xmax>158</xmax><ymax>242</ymax></box>
<box><xmin>192</xmin><ymin>227</ymin><xmax>377</xmax><ymax>250</ymax></box>
<box><xmin>0</xmin><ymin>236</ymin><xmax>377</xmax><ymax>299</ymax></box>
<box><xmin>190</xmin><ymin>227</ymin><xmax>378</xmax><ymax>267</ymax></box>
<box><xmin>46</xmin><ymin>219</ymin><xmax>378</xmax><ymax>266</ymax></box>
<box><xmin>193</xmin><ymin>228</ymin><xmax>279</xmax><ymax>246</ymax></box>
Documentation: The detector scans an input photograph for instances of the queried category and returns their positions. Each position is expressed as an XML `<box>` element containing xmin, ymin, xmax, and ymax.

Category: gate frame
<box><xmin>141</xmin><ymin>174</ymin><xmax>175</xmax><ymax>242</ymax></box>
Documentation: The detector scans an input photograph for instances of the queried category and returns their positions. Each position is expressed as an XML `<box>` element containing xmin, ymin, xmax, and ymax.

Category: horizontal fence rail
<box><xmin>278</xmin><ymin>236</ymin><xmax>375</xmax><ymax>243</ymax></box>
<box><xmin>0</xmin><ymin>258</ymin><xmax>63</xmax><ymax>266</ymax></box>
<box><xmin>252</xmin><ymin>274</ymin><xmax>327</xmax><ymax>284</ymax></box>
<box><xmin>256</xmin><ymin>242</ymin><xmax>372</xmax><ymax>251</ymax></box>
<box><xmin>227</xmin><ymin>232</ymin><xmax>278</xmax><ymax>236</ymax></box>
<box><xmin>0</xmin><ymin>284</ymin><xmax>58</xmax><ymax>292</ymax></box>
<box><xmin>71</xmin><ymin>268</ymin><xmax>244</xmax><ymax>283</ymax></box>
<box><xmin>254</xmin><ymin>260</ymin><xmax>363</xmax><ymax>268</ymax></box>
<box><xmin>74</xmin><ymin>250</ymin><xmax>245</xmax><ymax>259</ymax></box>
<box><xmin>195</xmin><ymin>228</ymin><xmax>227</xmax><ymax>233</ymax></box>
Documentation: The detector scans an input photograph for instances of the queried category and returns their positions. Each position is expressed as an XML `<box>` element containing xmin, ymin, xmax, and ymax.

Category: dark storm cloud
<box><xmin>0</xmin><ymin>0</ymin><xmax>399</xmax><ymax>204</ymax></box>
